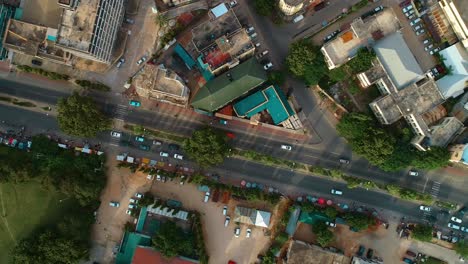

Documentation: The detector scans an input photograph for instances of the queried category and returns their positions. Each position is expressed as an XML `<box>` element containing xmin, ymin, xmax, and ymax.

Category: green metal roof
<box><xmin>234</xmin><ymin>85</ymin><xmax>294</xmax><ymax>125</ymax></box>
<box><xmin>191</xmin><ymin>57</ymin><xmax>267</xmax><ymax>112</ymax></box>
<box><xmin>115</xmin><ymin>231</ymin><xmax>151</xmax><ymax>264</ymax></box>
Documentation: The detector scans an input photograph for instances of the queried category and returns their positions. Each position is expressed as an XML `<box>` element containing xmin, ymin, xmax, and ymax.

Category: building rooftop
<box><xmin>452</xmin><ymin>0</ymin><xmax>468</xmax><ymax>31</ymax></box>
<box><xmin>286</xmin><ymin>240</ymin><xmax>351</xmax><ymax>264</ymax></box>
<box><xmin>321</xmin><ymin>9</ymin><xmax>400</xmax><ymax>69</ymax></box>
<box><xmin>233</xmin><ymin>85</ymin><xmax>295</xmax><ymax>125</ymax></box>
<box><xmin>191</xmin><ymin>9</ymin><xmax>241</xmax><ymax>52</ymax></box>
<box><xmin>233</xmin><ymin>206</ymin><xmax>271</xmax><ymax>228</ymax></box>
<box><xmin>20</xmin><ymin>0</ymin><xmax>62</xmax><ymax>28</ymax></box>
<box><xmin>436</xmin><ymin>42</ymin><xmax>468</xmax><ymax>98</ymax></box>
<box><xmin>132</xmin><ymin>247</ymin><xmax>199</xmax><ymax>264</ymax></box>
<box><xmin>429</xmin><ymin>117</ymin><xmax>464</xmax><ymax>147</ymax></box>
<box><xmin>373</xmin><ymin>32</ymin><xmax>424</xmax><ymax>90</ymax></box>
<box><xmin>371</xmin><ymin>78</ymin><xmax>445</xmax><ymax>124</ymax></box>
<box><xmin>4</xmin><ymin>19</ymin><xmax>47</xmax><ymax>55</ymax></box>
<box><xmin>115</xmin><ymin>231</ymin><xmax>151</xmax><ymax>264</ymax></box>
<box><xmin>134</xmin><ymin>64</ymin><xmax>188</xmax><ymax>98</ymax></box>
<box><xmin>191</xmin><ymin>57</ymin><xmax>267</xmax><ymax>112</ymax></box>
<box><xmin>56</xmin><ymin>0</ymin><xmax>99</xmax><ymax>52</ymax></box>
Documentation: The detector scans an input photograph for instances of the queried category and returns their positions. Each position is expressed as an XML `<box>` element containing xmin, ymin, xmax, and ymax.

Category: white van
<box><xmin>410</xmin><ymin>18</ymin><xmax>421</xmax><ymax>26</ymax></box>
<box><xmin>293</xmin><ymin>15</ymin><xmax>304</xmax><ymax>23</ymax></box>
<box><xmin>331</xmin><ymin>189</ymin><xmax>343</xmax><ymax>195</ymax></box>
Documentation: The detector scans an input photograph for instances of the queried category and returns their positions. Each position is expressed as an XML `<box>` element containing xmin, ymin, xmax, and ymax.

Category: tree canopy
<box><xmin>313</xmin><ymin>221</ymin><xmax>334</xmax><ymax>247</ymax></box>
<box><xmin>337</xmin><ymin>113</ymin><xmax>450</xmax><ymax>171</ymax></box>
<box><xmin>152</xmin><ymin>221</ymin><xmax>195</xmax><ymax>258</ymax></box>
<box><xmin>343</xmin><ymin>212</ymin><xmax>376</xmax><ymax>231</ymax></box>
<box><xmin>412</xmin><ymin>224</ymin><xmax>433</xmax><ymax>242</ymax></box>
<box><xmin>347</xmin><ymin>48</ymin><xmax>375</xmax><ymax>73</ymax></box>
<box><xmin>254</xmin><ymin>0</ymin><xmax>274</xmax><ymax>16</ymax></box>
<box><xmin>183</xmin><ymin>127</ymin><xmax>231</xmax><ymax>167</ymax></box>
<box><xmin>57</xmin><ymin>92</ymin><xmax>111</xmax><ymax>137</ymax></box>
<box><xmin>455</xmin><ymin>241</ymin><xmax>468</xmax><ymax>258</ymax></box>
<box><xmin>286</xmin><ymin>40</ymin><xmax>327</xmax><ymax>85</ymax></box>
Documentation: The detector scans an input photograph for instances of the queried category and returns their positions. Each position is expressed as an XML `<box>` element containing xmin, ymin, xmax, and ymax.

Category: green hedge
<box><xmin>17</xmin><ymin>65</ymin><xmax>69</xmax><ymax>80</ymax></box>
<box><xmin>75</xmin><ymin>80</ymin><xmax>111</xmax><ymax>92</ymax></box>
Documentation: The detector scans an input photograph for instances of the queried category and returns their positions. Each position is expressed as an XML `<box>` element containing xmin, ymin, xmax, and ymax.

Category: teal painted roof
<box><xmin>175</xmin><ymin>43</ymin><xmax>196</xmax><ymax>69</ymax></box>
<box><xmin>135</xmin><ymin>206</ymin><xmax>148</xmax><ymax>233</ymax></box>
<box><xmin>191</xmin><ymin>57</ymin><xmax>267</xmax><ymax>112</ymax></box>
<box><xmin>115</xmin><ymin>231</ymin><xmax>151</xmax><ymax>264</ymax></box>
<box><xmin>298</xmin><ymin>211</ymin><xmax>330</xmax><ymax>225</ymax></box>
<box><xmin>233</xmin><ymin>85</ymin><xmax>294</xmax><ymax>124</ymax></box>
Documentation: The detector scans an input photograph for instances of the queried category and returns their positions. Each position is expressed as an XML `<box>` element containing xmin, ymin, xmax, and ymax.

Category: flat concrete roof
<box><xmin>4</xmin><ymin>19</ymin><xmax>47</xmax><ymax>55</ymax></box>
<box><xmin>191</xmin><ymin>9</ymin><xmax>241</xmax><ymax>52</ymax></box>
<box><xmin>321</xmin><ymin>9</ymin><xmax>400</xmax><ymax>68</ymax></box>
<box><xmin>21</xmin><ymin>0</ymin><xmax>62</xmax><ymax>28</ymax></box>
<box><xmin>374</xmin><ymin>32</ymin><xmax>424</xmax><ymax>90</ymax></box>
<box><xmin>56</xmin><ymin>0</ymin><xmax>99</xmax><ymax>52</ymax></box>
<box><xmin>430</xmin><ymin>117</ymin><xmax>464</xmax><ymax>147</ymax></box>
<box><xmin>286</xmin><ymin>240</ymin><xmax>351</xmax><ymax>264</ymax></box>
<box><xmin>452</xmin><ymin>0</ymin><xmax>468</xmax><ymax>28</ymax></box>
<box><xmin>134</xmin><ymin>64</ymin><xmax>187</xmax><ymax>97</ymax></box>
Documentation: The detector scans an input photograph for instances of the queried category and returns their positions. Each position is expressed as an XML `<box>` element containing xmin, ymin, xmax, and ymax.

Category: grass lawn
<box><xmin>0</xmin><ymin>181</ymin><xmax>73</xmax><ymax>263</ymax></box>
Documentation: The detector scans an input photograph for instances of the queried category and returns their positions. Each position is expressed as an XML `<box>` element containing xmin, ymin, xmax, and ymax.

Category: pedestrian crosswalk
<box><xmin>114</xmin><ymin>104</ymin><xmax>128</xmax><ymax>120</ymax></box>
<box><xmin>430</xmin><ymin>181</ymin><xmax>441</xmax><ymax>198</ymax></box>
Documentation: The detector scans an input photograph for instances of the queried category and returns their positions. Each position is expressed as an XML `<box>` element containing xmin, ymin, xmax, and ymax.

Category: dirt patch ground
<box><xmin>89</xmin><ymin>155</ymin><xmax>153</xmax><ymax>263</ymax></box>
<box><xmin>150</xmin><ymin>181</ymin><xmax>271</xmax><ymax>264</ymax></box>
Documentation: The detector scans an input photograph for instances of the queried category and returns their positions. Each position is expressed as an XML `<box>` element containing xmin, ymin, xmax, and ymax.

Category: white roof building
<box><xmin>436</xmin><ymin>42</ymin><xmax>468</xmax><ymax>98</ymax></box>
<box><xmin>211</xmin><ymin>3</ymin><xmax>228</xmax><ymax>18</ymax></box>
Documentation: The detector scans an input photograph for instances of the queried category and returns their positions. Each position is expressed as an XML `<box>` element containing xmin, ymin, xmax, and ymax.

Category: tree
<box><xmin>138</xmin><ymin>192</ymin><xmax>155</xmax><ymax>207</ymax></box>
<box><xmin>343</xmin><ymin>212</ymin><xmax>376</xmax><ymax>231</ymax></box>
<box><xmin>313</xmin><ymin>222</ymin><xmax>334</xmax><ymax>247</ymax></box>
<box><xmin>267</xmin><ymin>71</ymin><xmax>286</xmax><ymax>85</ymax></box>
<box><xmin>155</xmin><ymin>14</ymin><xmax>169</xmax><ymax>27</ymax></box>
<box><xmin>328</xmin><ymin>66</ymin><xmax>348</xmax><ymax>82</ymax></box>
<box><xmin>412</xmin><ymin>224</ymin><xmax>433</xmax><ymax>242</ymax></box>
<box><xmin>303</xmin><ymin>62</ymin><xmax>328</xmax><ymax>86</ymax></box>
<box><xmin>183</xmin><ymin>127</ymin><xmax>231</xmax><ymax>167</ymax></box>
<box><xmin>254</xmin><ymin>0</ymin><xmax>274</xmax><ymax>16</ymax></box>
<box><xmin>286</xmin><ymin>40</ymin><xmax>322</xmax><ymax>78</ymax></box>
<box><xmin>57</xmin><ymin>92</ymin><xmax>111</xmax><ymax>137</ymax></box>
<box><xmin>324</xmin><ymin>206</ymin><xmax>338</xmax><ymax>219</ymax></box>
<box><xmin>412</xmin><ymin>147</ymin><xmax>450</xmax><ymax>170</ymax></box>
<box><xmin>455</xmin><ymin>241</ymin><xmax>468</xmax><ymax>258</ymax></box>
<box><xmin>153</xmin><ymin>221</ymin><xmax>194</xmax><ymax>258</ymax></box>
<box><xmin>347</xmin><ymin>48</ymin><xmax>375</xmax><ymax>73</ymax></box>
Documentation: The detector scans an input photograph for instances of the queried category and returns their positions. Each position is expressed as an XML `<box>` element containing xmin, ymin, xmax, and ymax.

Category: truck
<box><xmin>293</xmin><ymin>15</ymin><xmax>304</xmax><ymax>23</ymax></box>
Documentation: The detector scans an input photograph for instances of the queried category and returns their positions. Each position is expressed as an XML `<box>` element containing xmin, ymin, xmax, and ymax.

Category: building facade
<box><xmin>278</xmin><ymin>0</ymin><xmax>305</xmax><ymax>16</ymax></box>
<box><xmin>438</xmin><ymin>0</ymin><xmax>468</xmax><ymax>50</ymax></box>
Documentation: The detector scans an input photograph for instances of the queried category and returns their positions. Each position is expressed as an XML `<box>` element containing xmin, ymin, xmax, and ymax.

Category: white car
<box><xmin>281</xmin><ymin>144</ymin><xmax>292</xmax><ymax>151</ymax></box>
<box><xmin>135</xmin><ymin>193</ymin><xmax>143</xmax><ymax>199</ymax></box>
<box><xmin>109</xmin><ymin>201</ymin><xmax>120</xmax><ymax>207</ymax></box>
<box><xmin>160</xmin><ymin>152</ymin><xmax>169</xmax><ymax>157</ymax></box>
<box><xmin>156</xmin><ymin>175</ymin><xmax>162</xmax><ymax>181</ymax></box>
<box><xmin>116</xmin><ymin>58</ymin><xmax>125</xmax><ymax>68</ymax></box>
<box><xmin>204</xmin><ymin>191</ymin><xmax>210</xmax><ymax>202</ymax></box>
<box><xmin>136</xmin><ymin>56</ymin><xmax>147</xmax><ymax>65</ymax></box>
<box><xmin>234</xmin><ymin>227</ymin><xmax>241</xmax><ymax>237</ymax></box>
<box><xmin>263</xmin><ymin>62</ymin><xmax>273</xmax><ymax>70</ymax></box>
<box><xmin>451</xmin><ymin>216</ymin><xmax>463</xmax><ymax>223</ymax></box>
<box><xmin>416</xmin><ymin>29</ymin><xmax>425</xmax><ymax>36</ymax></box>
<box><xmin>110</xmin><ymin>131</ymin><xmax>121</xmax><ymax>138</ymax></box>
<box><xmin>246</xmin><ymin>228</ymin><xmax>252</xmax><ymax>238</ymax></box>
<box><xmin>331</xmin><ymin>189</ymin><xmax>343</xmax><ymax>195</ymax></box>
<box><xmin>461</xmin><ymin>226</ymin><xmax>468</xmax><ymax>233</ymax></box>
<box><xmin>225</xmin><ymin>216</ymin><xmax>231</xmax><ymax>227</ymax></box>
<box><xmin>448</xmin><ymin>223</ymin><xmax>461</xmax><ymax>230</ymax></box>
<box><xmin>129</xmin><ymin>198</ymin><xmax>137</xmax><ymax>204</ymax></box>
<box><xmin>425</xmin><ymin>44</ymin><xmax>434</xmax><ymax>51</ymax></box>
<box><xmin>326</xmin><ymin>221</ymin><xmax>337</xmax><ymax>227</ymax></box>
<box><xmin>223</xmin><ymin>205</ymin><xmax>228</xmax><ymax>215</ymax></box>
<box><xmin>126</xmin><ymin>209</ymin><xmax>132</xmax><ymax>215</ymax></box>
<box><xmin>422</xmin><ymin>39</ymin><xmax>430</xmax><ymax>45</ymax></box>
<box><xmin>419</xmin><ymin>205</ymin><xmax>431</xmax><ymax>212</ymax></box>
<box><xmin>147</xmin><ymin>174</ymin><xmax>154</xmax><ymax>180</ymax></box>
<box><xmin>409</xmin><ymin>170</ymin><xmax>419</xmax><ymax>176</ymax></box>
<box><xmin>128</xmin><ymin>204</ymin><xmax>136</xmax><ymax>209</ymax></box>
<box><xmin>229</xmin><ymin>0</ymin><xmax>237</xmax><ymax>7</ymax></box>
<box><xmin>413</xmin><ymin>25</ymin><xmax>422</xmax><ymax>31</ymax></box>
<box><xmin>430</xmin><ymin>48</ymin><xmax>440</xmax><ymax>55</ymax></box>
<box><xmin>405</xmin><ymin>9</ymin><xmax>415</xmax><ymax>16</ymax></box>
<box><xmin>402</xmin><ymin>5</ymin><xmax>413</xmax><ymax>13</ymax></box>
<box><xmin>173</xmin><ymin>154</ymin><xmax>184</xmax><ymax>160</ymax></box>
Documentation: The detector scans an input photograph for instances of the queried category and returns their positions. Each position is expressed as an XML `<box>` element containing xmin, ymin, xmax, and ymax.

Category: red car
<box><xmin>226</xmin><ymin>132</ymin><xmax>235</xmax><ymax>139</ymax></box>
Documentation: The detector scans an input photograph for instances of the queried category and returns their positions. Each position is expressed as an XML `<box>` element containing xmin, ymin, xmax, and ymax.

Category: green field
<box><xmin>0</xmin><ymin>181</ymin><xmax>71</xmax><ymax>263</ymax></box>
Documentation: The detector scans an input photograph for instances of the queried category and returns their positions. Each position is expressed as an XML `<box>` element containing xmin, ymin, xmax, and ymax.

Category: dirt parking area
<box><xmin>150</xmin><ymin>181</ymin><xmax>271</xmax><ymax>264</ymax></box>
<box><xmin>89</xmin><ymin>155</ymin><xmax>152</xmax><ymax>263</ymax></box>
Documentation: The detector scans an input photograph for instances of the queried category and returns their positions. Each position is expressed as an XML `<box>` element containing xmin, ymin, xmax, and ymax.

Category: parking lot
<box><xmin>149</xmin><ymin>180</ymin><xmax>271</xmax><ymax>264</ymax></box>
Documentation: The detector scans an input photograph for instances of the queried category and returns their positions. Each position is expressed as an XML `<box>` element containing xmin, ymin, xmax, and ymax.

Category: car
<box><xmin>425</xmin><ymin>44</ymin><xmax>434</xmax><ymax>51</ymax></box>
<box><xmin>461</xmin><ymin>226</ymin><xmax>468</xmax><ymax>233</ymax></box>
<box><xmin>281</xmin><ymin>144</ymin><xmax>292</xmax><ymax>151</ymax></box>
<box><xmin>323</xmin><ymin>30</ymin><xmax>340</xmax><ymax>42</ymax></box>
<box><xmin>405</xmin><ymin>9</ymin><xmax>415</xmax><ymax>16</ymax></box>
<box><xmin>451</xmin><ymin>216</ymin><xmax>463</xmax><ymax>223</ymax></box>
<box><xmin>331</xmin><ymin>189</ymin><xmax>343</xmax><ymax>195</ymax></box>
<box><xmin>326</xmin><ymin>221</ymin><xmax>337</xmax><ymax>227</ymax></box>
<box><xmin>168</xmin><ymin>144</ymin><xmax>180</xmax><ymax>150</ymax></box>
<box><xmin>31</xmin><ymin>59</ymin><xmax>42</xmax><ymax>66</ymax></box>
<box><xmin>173</xmin><ymin>154</ymin><xmax>183</xmax><ymax>160</ymax></box>
<box><xmin>419</xmin><ymin>205</ymin><xmax>431</xmax><ymax>212</ymax></box>
<box><xmin>339</xmin><ymin>159</ymin><xmax>350</xmax><ymax>164</ymax></box>
<box><xmin>223</xmin><ymin>205</ymin><xmax>228</xmax><ymax>215</ymax></box>
<box><xmin>402</xmin><ymin>5</ymin><xmax>413</xmax><ymax>13</ymax></box>
<box><xmin>136</xmin><ymin>56</ymin><xmax>147</xmax><ymax>65</ymax></box>
<box><xmin>156</xmin><ymin>174</ymin><xmax>161</xmax><ymax>181</ymax></box>
<box><xmin>257</xmin><ymin>50</ymin><xmax>269</xmax><ymax>58</ymax></box>
<box><xmin>234</xmin><ymin>227</ymin><xmax>240</xmax><ymax>237</ymax></box>
<box><xmin>246</xmin><ymin>228</ymin><xmax>252</xmax><ymax>238</ymax></box>
<box><xmin>224</xmin><ymin>216</ymin><xmax>231</xmax><ymax>227</ymax></box>
<box><xmin>357</xmin><ymin>245</ymin><xmax>365</xmax><ymax>256</ymax></box>
<box><xmin>111</xmin><ymin>131</ymin><xmax>122</xmax><ymax>138</ymax></box>
<box><xmin>126</xmin><ymin>209</ymin><xmax>132</xmax><ymax>215</ymax></box>
<box><xmin>409</xmin><ymin>170</ymin><xmax>419</xmax><ymax>176</ymax></box>
<box><xmin>413</xmin><ymin>25</ymin><xmax>422</xmax><ymax>31</ymax></box>
<box><xmin>246</xmin><ymin>26</ymin><xmax>255</xmax><ymax>33</ymax></box>
<box><xmin>129</xmin><ymin>100</ymin><xmax>141</xmax><ymax>107</ymax></box>
<box><xmin>116</xmin><ymin>57</ymin><xmax>125</xmax><ymax>68</ymax></box>
<box><xmin>416</xmin><ymin>29</ymin><xmax>425</xmax><ymax>36</ymax></box>
<box><xmin>147</xmin><ymin>174</ymin><xmax>154</xmax><ymax>180</ymax></box>
<box><xmin>129</xmin><ymin>198</ymin><xmax>137</xmax><ymax>203</ymax></box>
<box><xmin>204</xmin><ymin>191</ymin><xmax>210</xmax><ymax>202</ymax></box>
<box><xmin>423</xmin><ymin>39</ymin><xmax>430</xmax><ymax>45</ymax></box>
<box><xmin>255</xmin><ymin>42</ymin><xmax>261</xmax><ymax>47</ymax></box>
<box><xmin>219</xmin><ymin>119</ymin><xmax>228</xmax><ymax>125</ymax></box>
<box><xmin>152</xmin><ymin>140</ymin><xmax>162</xmax><ymax>145</ymax></box>
<box><xmin>407</xmin><ymin>14</ymin><xmax>416</xmax><ymax>20</ymax></box>
<box><xmin>229</xmin><ymin>0</ymin><xmax>237</xmax><ymax>7</ymax></box>
<box><xmin>160</xmin><ymin>152</ymin><xmax>169</xmax><ymax>157</ymax></box>
<box><xmin>410</xmin><ymin>18</ymin><xmax>421</xmax><ymax>26</ymax></box>
<box><xmin>135</xmin><ymin>193</ymin><xmax>143</xmax><ymax>198</ymax></box>
<box><xmin>124</xmin><ymin>17</ymin><xmax>134</xmax><ymax>24</ymax></box>
<box><xmin>457</xmin><ymin>207</ymin><xmax>467</xmax><ymax>217</ymax></box>
<box><xmin>430</xmin><ymin>48</ymin><xmax>440</xmax><ymax>55</ymax></box>
<box><xmin>128</xmin><ymin>204</ymin><xmax>136</xmax><ymax>209</ymax></box>
<box><xmin>250</xmin><ymin>32</ymin><xmax>257</xmax><ymax>39</ymax></box>
<box><xmin>402</xmin><ymin>257</ymin><xmax>414</xmax><ymax>264</ymax></box>
<box><xmin>448</xmin><ymin>223</ymin><xmax>461</xmax><ymax>230</ymax></box>
<box><xmin>406</xmin><ymin>250</ymin><xmax>417</xmax><ymax>257</ymax></box>
<box><xmin>374</xmin><ymin>5</ymin><xmax>383</xmax><ymax>12</ymax></box>
<box><xmin>135</xmin><ymin>136</ymin><xmax>145</xmax><ymax>142</ymax></box>
<box><xmin>366</xmin><ymin>248</ymin><xmax>374</xmax><ymax>259</ymax></box>
<box><xmin>263</xmin><ymin>62</ymin><xmax>273</xmax><ymax>70</ymax></box>
<box><xmin>109</xmin><ymin>201</ymin><xmax>120</xmax><ymax>207</ymax></box>
<box><xmin>139</xmin><ymin>144</ymin><xmax>150</xmax><ymax>151</ymax></box>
